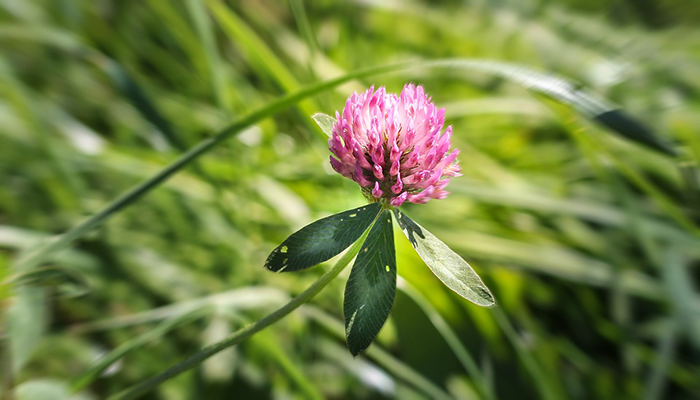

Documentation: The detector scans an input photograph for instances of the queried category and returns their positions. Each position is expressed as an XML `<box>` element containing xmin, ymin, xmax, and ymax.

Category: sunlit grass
<box><xmin>1</xmin><ymin>0</ymin><xmax>699</xmax><ymax>399</ymax></box>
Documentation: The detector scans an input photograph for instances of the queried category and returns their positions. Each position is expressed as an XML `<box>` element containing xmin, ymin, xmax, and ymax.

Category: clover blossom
<box><xmin>329</xmin><ymin>84</ymin><xmax>460</xmax><ymax>207</ymax></box>
<box><xmin>267</xmin><ymin>84</ymin><xmax>494</xmax><ymax>356</ymax></box>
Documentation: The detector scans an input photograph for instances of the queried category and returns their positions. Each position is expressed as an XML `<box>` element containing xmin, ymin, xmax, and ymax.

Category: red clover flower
<box><xmin>266</xmin><ymin>84</ymin><xmax>494</xmax><ymax>356</ymax></box>
<box><xmin>329</xmin><ymin>84</ymin><xmax>460</xmax><ymax>207</ymax></box>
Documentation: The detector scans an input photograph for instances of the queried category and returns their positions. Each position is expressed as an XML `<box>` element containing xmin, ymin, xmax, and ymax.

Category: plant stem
<box><xmin>70</xmin><ymin>308</ymin><xmax>209</xmax><ymax>393</ymax></box>
<box><xmin>492</xmin><ymin>307</ymin><xmax>560</xmax><ymax>400</ymax></box>
<box><xmin>398</xmin><ymin>278</ymin><xmax>494</xmax><ymax>400</ymax></box>
<box><xmin>303</xmin><ymin>307</ymin><xmax>453</xmax><ymax>400</ymax></box>
<box><xmin>109</xmin><ymin>236</ymin><xmax>366</xmax><ymax>400</ymax></box>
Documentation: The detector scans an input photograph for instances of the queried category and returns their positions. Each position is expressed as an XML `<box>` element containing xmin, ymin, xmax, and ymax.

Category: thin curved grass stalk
<box><xmin>643</xmin><ymin>317</ymin><xmax>680</xmax><ymax>400</ymax></box>
<box><xmin>398</xmin><ymin>278</ymin><xmax>495</xmax><ymax>400</ymax></box>
<box><xmin>546</xmin><ymin>96</ymin><xmax>700</xmax><ymax>235</ymax></box>
<box><xmin>249</xmin><ymin>331</ymin><xmax>325</xmax><ymax>400</ymax></box>
<box><xmin>184</xmin><ymin>0</ymin><xmax>231</xmax><ymax>112</ymax></box>
<box><xmin>492</xmin><ymin>307</ymin><xmax>562</xmax><ymax>400</ymax></box>
<box><xmin>70</xmin><ymin>308</ymin><xmax>210</xmax><ymax>393</ymax></box>
<box><xmin>11</xmin><ymin>56</ymin><xmax>680</xmax><ymax>273</ymax></box>
<box><xmin>302</xmin><ymin>306</ymin><xmax>453</xmax><ymax>400</ymax></box>
<box><xmin>109</xmin><ymin>233</ymin><xmax>367</xmax><ymax>400</ymax></box>
<box><xmin>68</xmin><ymin>287</ymin><xmax>289</xmax><ymax>333</ymax></box>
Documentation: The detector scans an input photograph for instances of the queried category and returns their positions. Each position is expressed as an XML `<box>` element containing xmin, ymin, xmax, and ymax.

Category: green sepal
<box><xmin>312</xmin><ymin>113</ymin><xmax>335</xmax><ymax>138</ymax></box>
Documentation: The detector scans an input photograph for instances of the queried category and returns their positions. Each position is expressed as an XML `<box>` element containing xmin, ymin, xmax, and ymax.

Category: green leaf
<box><xmin>14</xmin><ymin>266</ymin><xmax>90</xmax><ymax>298</ymax></box>
<box><xmin>99</xmin><ymin>58</ymin><xmax>185</xmax><ymax>150</ymax></box>
<box><xmin>393</xmin><ymin>209</ymin><xmax>495</xmax><ymax>307</ymax></box>
<box><xmin>16</xmin><ymin>379</ymin><xmax>89</xmax><ymax>400</ymax></box>
<box><xmin>70</xmin><ymin>308</ymin><xmax>208</xmax><ymax>392</ymax></box>
<box><xmin>344</xmin><ymin>210</ymin><xmax>396</xmax><ymax>356</ymax></box>
<box><xmin>265</xmin><ymin>203</ymin><xmax>382</xmax><ymax>272</ymax></box>
<box><xmin>593</xmin><ymin>109</ymin><xmax>676</xmax><ymax>156</ymax></box>
<box><xmin>9</xmin><ymin>286</ymin><xmax>48</xmax><ymax>373</ymax></box>
<box><xmin>429</xmin><ymin>60</ymin><xmax>675</xmax><ymax>156</ymax></box>
<box><xmin>312</xmin><ymin>113</ymin><xmax>335</xmax><ymax>138</ymax></box>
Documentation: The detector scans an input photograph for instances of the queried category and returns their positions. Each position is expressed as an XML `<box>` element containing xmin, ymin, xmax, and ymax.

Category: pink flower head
<box><xmin>329</xmin><ymin>84</ymin><xmax>461</xmax><ymax>207</ymax></box>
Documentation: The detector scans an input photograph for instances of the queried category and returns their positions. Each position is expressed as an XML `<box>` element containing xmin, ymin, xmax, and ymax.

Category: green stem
<box><xmin>70</xmin><ymin>308</ymin><xmax>209</xmax><ymax>393</ymax></box>
<box><xmin>303</xmin><ymin>307</ymin><xmax>453</xmax><ymax>400</ymax></box>
<box><xmin>398</xmin><ymin>279</ymin><xmax>494</xmax><ymax>400</ymax></box>
<box><xmin>492</xmin><ymin>307</ymin><xmax>560</xmax><ymax>400</ymax></box>
<box><xmin>643</xmin><ymin>315</ymin><xmax>679</xmax><ymax>400</ymax></box>
<box><xmin>109</xmin><ymin>236</ymin><xmax>366</xmax><ymax>400</ymax></box>
<box><xmin>249</xmin><ymin>332</ymin><xmax>325</xmax><ymax>400</ymax></box>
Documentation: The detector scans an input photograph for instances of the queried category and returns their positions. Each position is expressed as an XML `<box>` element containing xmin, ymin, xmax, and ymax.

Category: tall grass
<box><xmin>1</xmin><ymin>1</ymin><xmax>699</xmax><ymax>399</ymax></box>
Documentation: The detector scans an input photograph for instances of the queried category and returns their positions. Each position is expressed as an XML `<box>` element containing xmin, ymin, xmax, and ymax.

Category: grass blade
<box><xmin>205</xmin><ymin>0</ymin><xmax>319</xmax><ymax>130</ymax></box>
<box><xmin>492</xmin><ymin>307</ymin><xmax>562</xmax><ymax>400</ymax></box>
<box><xmin>249</xmin><ymin>331</ymin><xmax>325</xmax><ymax>400</ymax></box>
<box><xmin>97</xmin><ymin>57</ymin><xmax>185</xmax><ymax>150</ymax></box>
<box><xmin>398</xmin><ymin>278</ymin><xmax>495</xmax><ymax>400</ymax></box>
<box><xmin>183</xmin><ymin>0</ymin><xmax>231</xmax><ymax>112</ymax></box>
<box><xmin>593</xmin><ymin>109</ymin><xmax>676</xmax><ymax>156</ymax></box>
<box><xmin>419</xmin><ymin>59</ymin><xmax>676</xmax><ymax>156</ymax></box>
<box><xmin>304</xmin><ymin>306</ymin><xmax>452</xmax><ymax>400</ymax></box>
<box><xmin>69</xmin><ymin>287</ymin><xmax>289</xmax><ymax>333</ymax></box>
<box><xmin>109</xmin><ymin>230</ymin><xmax>368</xmax><ymax>399</ymax></box>
<box><xmin>70</xmin><ymin>308</ymin><xmax>209</xmax><ymax>392</ymax></box>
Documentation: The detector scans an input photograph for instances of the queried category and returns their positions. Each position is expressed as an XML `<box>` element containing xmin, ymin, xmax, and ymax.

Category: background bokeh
<box><xmin>2</xmin><ymin>0</ymin><xmax>699</xmax><ymax>399</ymax></box>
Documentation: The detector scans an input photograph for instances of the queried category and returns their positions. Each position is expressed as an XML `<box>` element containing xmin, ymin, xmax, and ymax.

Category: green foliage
<box><xmin>394</xmin><ymin>209</ymin><xmax>495</xmax><ymax>307</ymax></box>
<box><xmin>311</xmin><ymin>113</ymin><xmax>335</xmax><ymax>138</ymax></box>
<box><xmin>265</xmin><ymin>203</ymin><xmax>381</xmax><ymax>272</ymax></box>
<box><xmin>344</xmin><ymin>210</ymin><xmax>396</xmax><ymax>356</ymax></box>
<box><xmin>1</xmin><ymin>0</ymin><xmax>699</xmax><ymax>399</ymax></box>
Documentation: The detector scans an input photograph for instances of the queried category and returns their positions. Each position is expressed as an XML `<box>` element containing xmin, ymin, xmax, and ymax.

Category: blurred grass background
<box><xmin>1</xmin><ymin>0</ymin><xmax>700</xmax><ymax>399</ymax></box>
